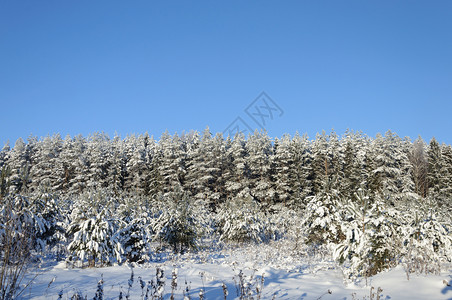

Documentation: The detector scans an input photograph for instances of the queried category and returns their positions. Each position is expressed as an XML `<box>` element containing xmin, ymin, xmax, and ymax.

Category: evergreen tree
<box><xmin>108</xmin><ymin>134</ymin><xmax>128</xmax><ymax>195</ymax></box>
<box><xmin>291</xmin><ymin>132</ymin><xmax>313</xmax><ymax>206</ymax></box>
<box><xmin>29</xmin><ymin>134</ymin><xmax>63</xmax><ymax>192</ymax></box>
<box><xmin>86</xmin><ymin>133</ymin><xmax>111</xmax><ymax>190</ymax></box>
<box><xmin>124</xmin><ymin>133</ymin><xmax>151</xmax><ymax>194</ymax></box>
<box><xmin>340</xmin><ymin>130</ymin><xmax>364</xmax><ymax>199</ymax></box>
<box><xmin>185</xmin><ymin>127</ymin><xmax>223</xmax><ymax>208</ymax></box>
<box><xmin>157</xmin><ymin>131</ymin><xmax>187</xmax><ymax>196</ymax></box>
<box><xmin>224</xmin><ymin>133</ymin><xmax>250</xmax><ymax>201</ymax></box>
<box><xmin>7</xmin><ymin>138</ymin><xmax>31</xmax><ymax>193</ymax></box>
<box><xmin>427</xmin><ymin>137</ymin><xmax>449</xmax><ymax>208</ymax></box>
<box><xmin>246</xmin><ymin>130</ymin><xmax>275</xmax><ymax>205</ymax></box>
<box><xmin>0</xmin><ymin>141</ymin><xmax>10</xmax><ymax>169</ymax></box>
<box><xmin>273</xmin><ymin>134</ymin><xmax>293</xmax><ymax>206</ymax></box>
<box><xmin>369</xmin><ymin>131</ymin><xmax>414</xmax><ymax>204</ymax></box>
<box><xmin>0</xmin><ymin>142</ymin><xmax>11</xmax><ymax>199</ymax></box>
<box><xmin>440</xmin><ymin>144</ymin><xmax>452</xmax><ymax>210</ymax></box>
<box><xmin>311</xmin><ymin>131</ymin><xmax>330</xmax><ymax>194</ymax></box>
<box><xmin>68</xmin><ymin>135</ymin><xmax>89</xmax><ymax>195</ymax></box>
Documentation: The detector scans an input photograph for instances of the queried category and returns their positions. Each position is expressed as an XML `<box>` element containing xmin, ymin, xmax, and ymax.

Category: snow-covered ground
<box><xmin>23</xmin><ymin>243</ymin><xmax>452</xmax><ymax>300</ymax></box>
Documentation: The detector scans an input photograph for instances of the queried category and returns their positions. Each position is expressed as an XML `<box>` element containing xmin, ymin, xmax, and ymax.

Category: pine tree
<box><xmin>7</xmin><ymin>138</ymin><xmax>32</xmax><ymax>194</ymax></box>
<box><xmin>185</xmin><ymin>127</ymin><xmax>223</xmax><ymax>208</ymax></box>
<box><xmin>152</xmin><ymin>187</ymin><xmax>211</xmax><ymax>253</ymax></box>
<box><xmin>440</xmin><ymin>144</ymin><xmax>452</xmax><ymax>210</ymax></box>
<box><xmin>157</xmin><ymin>131</ymin><xmax>187</xmax><ymax>196</ymax></box>
<box><xmin>124</xmin><ymin>134</ymin><xmax>151</xmax><ymax>194</ymax></box>
<box><xmin>311</xmin><ymin>131</ymin><xmax>330</xmax><ymax>194</ymax></box>
<box><xmin>273</xmin><ymin>135</ymin><xmax>293</xmax><ymax>206</ymax></box>
<box><xmin>246</xmin><ymin>130</ymin><xmax>275</xmax><ymax>205</ymax></box>
<box><xmin>291</xmin><ymin>132</ymin><xmax>313</xmax><ymax>207</ymax></box>
<box><xmin>0</xmin><ymin>141</ymin><xmax>10</xmax><ymax>169</ymax></box>
<box><xmin>29</xmin><ymin>134</ymin><xmax>63</xmax><ymax>192</ymax></box>
<box><xmin>86</xmin><ymin>133</ymin><xmax>111</xmax><ymax>190</ymax></box>
<box><xmin>369</xmin><ymin>131</ymin><xmax>414</xmax><ymax>204</ymax></box>
<box><xmin>224</xmin><ymin>132</ymin><xmax>251</xmax><ymax>201</ymax></box>
<box><xmin>67</xmin><ymin>189</ymin><xmax>122</xmax><ymax>267</ymax></box>
<box><xmin>68</xmin><ymin>135</ymin><xmax>89</xmax><ymax>195</ymax></box>
<box><xmin>334</xmin><ymin>189</ymin><xmax>402</xmax><ymax>279</ymax></box>
<box><xmin>340</xmin><ymin>130</ymin><xmax>364</xmax><ymax>199</ymax></box>
<box><xmin>108</xmin><ymin>134</ymin><xmax>128</xmax><ymax>195</ymax></box>
<box><xmin>427</xmin><ymin>137</ymin><xmax>449</xmax><ymax>208</ymax></box>
<box><xmin>0</xmin><ymin>142</ymin><xmax>11</xmax><ymax>199</ymax></box>
<box><xmin>302</xmin><ymin>178</ymin><xmax>345</xmax><ymax>246</ymax></box>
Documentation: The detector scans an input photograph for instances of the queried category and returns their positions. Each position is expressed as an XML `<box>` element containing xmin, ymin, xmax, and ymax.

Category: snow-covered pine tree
<box><xmin>301</xmin><ymin>178</ymin><xmax>345</xmax><ymax>246</ymax></box>
<box><xmin>0</xmin><ymin>142</ymin><xmax>11</xmax><ymax>199</ymax></box>
<box><xmin>440</xmin><ymin>144</ymin><xmax>452</xmax><ymax>210</ymax></box>
<box><xmin>0</xmin><ymin>141</ymin><xmax>10</xmax><ymax>170</ymax></box>
<box><xmin>26</xmin><ymin>191</ymin><xmax>66</xmax><ymax>254</ymax></box>
<box><xmin>29</xmin><ymin>134</ymin><xmax>63</xmax><ymax>192</ymax></box>
<box><xmin>148</xmin><ymin>142</ymin><xmax>163</xmax><ymax>198</ymax></box>
<box><xmin>67</xmin><ymin>189</ymin><xmax>122</xmax><ymax>267</ymax></box>
<box><xmin>114</xmin><ymin>195</ymin><xmax>154</xmax><ymax>263</ymax></box>
<box><xmin>427</xmin><ymin>137</ymin><xmax>449</xmax><ymax>208</ymax></box>
<box><xmin>224</xmin><ymin>132</ymin><xmax>251</xmax><ymax>202</ymax></box>
<box><xmin>290</xmin><ymin>132</ymin><xmax>313</xmax><ymax>207</ymax></box>
<box><xmin>86</xmin><ymin>133</ymin><xmax>111</xmax><ymax>190</ymax></box>
<box><xmin>68</xmin><ymin>135</ymin><xmax>90</xmax><ymax>195</ymax></box>
<box><xmin>246</xmin><ymin>130</ymin><xmax>275</xmax><ymax>205</ymax></box>
<box><xmin>327</xmin><ymin>130</ymin><xmax>344</xmax><ymax>182</ymax></box>
<box><xmin>124</xmin><ymin>133</ymin><xmax>151</xmax><ymax>194</ymax></box>
<box><xmin>273</xmin><ymin>134</ymin><xmax>294</xmax><ymax>206</ymax></box>
<box><xmin>53</xmin><ymin>135</ymin><xmax>76</xmax><ymax>193</ymax></box>
<box><xmin>311</xmin><ymin>131</ymin><xmax>330</xmax><ymax>195</ymax></box>
<box><xmin>151</xmin><ymin>187</ymin><xmax>211</xmax><ymax>253</ymax></box>
<box><xmin>107</xmin><ymin>134</ymin><xmax>128</xmax><ymax>195</ymax></box>
<box><xmin>7</xmin><ymin>137</ymin><xmax>32</xmax><ymax>194</ymax></box>
<box><xmin>334</xmin><ymin>189</ymin><xmax>402</xmax><ymax>279</ymax></box>
<box><xmin>185</xmin><ymin>127</ymin><xmax>224</xmax><ymax>208</ymax></box>
<box><xmin>210</xmin><ymin>132</ymin><xmax>231</xmax><ymax>205</ymax></box>
<box><xmin>67</xmin><ymin>210</ymin><xmax>121</xmax><ymax>267</ymax></box>
<box><xmin>340</xmin><ymin>130</ymin><xmax>364</xmax><ymax>199</ymax></box>
<box><xmin>157</xmin><ymin>131</ymin><xmax>187</xmax><ymax>197</ymax></box>
<box><xmin>369</xmin><ymin>131</ymin><xmax>414</xmax><ymax>205</ymax></box>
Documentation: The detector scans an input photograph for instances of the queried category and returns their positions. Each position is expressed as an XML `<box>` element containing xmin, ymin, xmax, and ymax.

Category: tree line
<box><xmin>0</xmin><ymin>128</ymin><xmax>451</xmax><ymax>209</ymax></box>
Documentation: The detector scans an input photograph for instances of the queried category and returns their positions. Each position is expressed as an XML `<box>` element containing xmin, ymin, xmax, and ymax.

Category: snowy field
<box><xmin>23</xmin><ymin>243</ymin><xmax>452</xmax><ymax>300</ymax></box>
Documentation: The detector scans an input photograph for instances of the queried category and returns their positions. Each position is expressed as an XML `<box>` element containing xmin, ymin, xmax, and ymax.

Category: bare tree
<box><xmin>409</xmin><ymin>137</ymin><xmax>428</xmax><ymax>198</ymax></box>
<box><xmin>0</xmin><ymin>195</ymin><xmax>37</xmax><ymax>299</ymax></box>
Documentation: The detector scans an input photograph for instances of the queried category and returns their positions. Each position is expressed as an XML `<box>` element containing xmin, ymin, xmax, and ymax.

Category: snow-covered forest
<box><xmin>1</xmin><ymin>128</ymin><xmax>451</xmax><ymax>298</ymax></box>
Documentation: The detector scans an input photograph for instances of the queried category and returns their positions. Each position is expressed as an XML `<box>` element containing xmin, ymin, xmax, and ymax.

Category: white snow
<box><xmin>24</xmin><ymin>243</ymin><xmax>452</xmax><ymax>299</ymax></box>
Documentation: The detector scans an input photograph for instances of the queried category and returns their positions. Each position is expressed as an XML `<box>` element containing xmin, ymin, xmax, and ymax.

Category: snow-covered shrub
<box><xmin>216</xmin><ymin>196</ymin><xmax>272</xmax><ymax>243</ymax></box>
<box><xmin>400</xmin><ymin>203</ymin><xmax>452</xmax><ymax>276</ymax></box>
<box><xmin>267</xmin><ymin>204</ymin><xmax>302</xmax><ymax>242</ymax></box>
<box><xmin>152</xmin><ymin>189</ymin><xmax>211</xmax><ymax>253</ymax></box>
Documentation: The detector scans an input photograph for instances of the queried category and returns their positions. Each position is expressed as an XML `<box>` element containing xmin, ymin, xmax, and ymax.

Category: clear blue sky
<box><xmin>1</xmin><ymin>1</ymin><xmax>451</xmax><ymax>146</ymax></box>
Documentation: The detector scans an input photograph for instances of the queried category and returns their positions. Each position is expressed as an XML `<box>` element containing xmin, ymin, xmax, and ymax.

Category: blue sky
<box><xmin>1</xmin><ymin>1</ymin><xmax>451</xmax><ymax>146</ymax></box>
